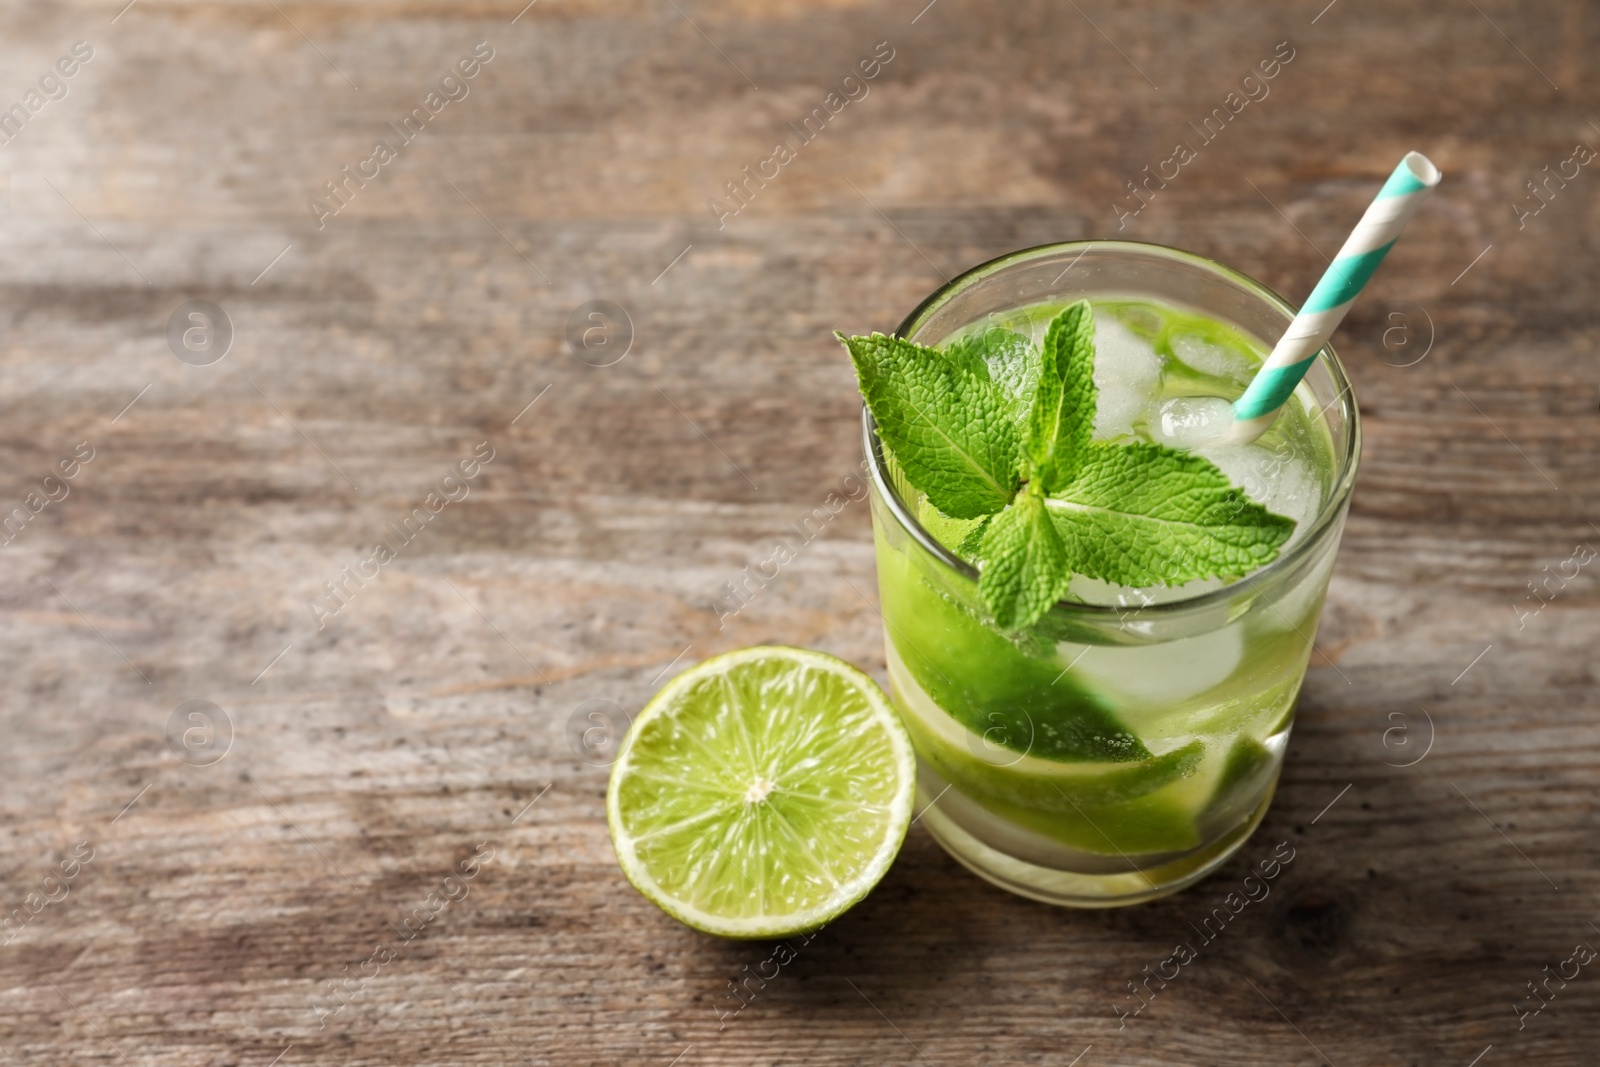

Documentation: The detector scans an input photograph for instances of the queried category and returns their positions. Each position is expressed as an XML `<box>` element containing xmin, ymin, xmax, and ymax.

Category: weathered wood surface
<box><xmin>1</xmin><ymin>0</ymin><xmax>1597</xmax><ymax>1063</ymax></box>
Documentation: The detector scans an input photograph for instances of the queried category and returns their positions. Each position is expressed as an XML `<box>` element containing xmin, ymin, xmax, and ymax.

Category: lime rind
<box><xmin>971</xmin><ymin>787</ymin><xmax>1203</xmax><ymax>855</ymax></box>
<box><xmin>1208</xmin><ymin>735</ymin><xmax>1276</xmax><ymax>812</ymax></box>
<box><xmin>606</xmin><ymin>646</ymin><xmax>916</xmax><ymax>939</ymax></box>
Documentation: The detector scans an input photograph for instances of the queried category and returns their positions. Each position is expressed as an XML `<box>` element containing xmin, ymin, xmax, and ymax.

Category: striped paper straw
<box><xmin>1228</xmin><ymin>151</ymin><xmax>1441</xmax><ymax>444</ymax></box>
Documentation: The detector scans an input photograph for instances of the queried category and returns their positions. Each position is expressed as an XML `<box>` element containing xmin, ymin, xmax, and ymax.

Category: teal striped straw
<box><xmin>1228</xmin><ymin>152</ymin><xmax>1442</xmax><ymax>444</ymax></box>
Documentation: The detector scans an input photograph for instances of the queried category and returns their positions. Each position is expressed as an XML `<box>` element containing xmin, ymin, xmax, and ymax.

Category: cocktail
<box><xmin>859</xmin><ymin>241</ymin><xmax>1358</xmax><ymax>906</ymax></box>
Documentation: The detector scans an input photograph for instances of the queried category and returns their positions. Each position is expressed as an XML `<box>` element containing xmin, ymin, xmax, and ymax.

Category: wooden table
<box><xmin>2</xmin><ymin>1</ymin><xmax>1595</xmax><ymax>1063</ymax></box>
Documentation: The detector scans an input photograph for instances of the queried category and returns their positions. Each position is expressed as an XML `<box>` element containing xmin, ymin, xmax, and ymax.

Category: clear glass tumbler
<box><xmin>865</xmin><ymin>241</ymin><xmax>1359</xmax><ymax>907</ymax></box>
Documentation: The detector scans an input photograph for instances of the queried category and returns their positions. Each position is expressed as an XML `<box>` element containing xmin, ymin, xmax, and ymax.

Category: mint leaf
<box><xmin>937</xmin><ymin>330</ymin><xmax>993</xmax><ymax>380</ymax></box>
<box><xmin>1026</xmin><ymin>300</ymin><xmax>1098</xmax><ymax>493</ymax></box>
<box><xmin>978</xmin><ymin>490</ymin><xmax>1072</xmax><ymax>629</ymax></box>
<box><xmin>1045</xmin><ymin>441</ymin><xmax>1295</xmax><ymax>587</ymax></box>
<box><xmin>946</xmin><ymin>327</ymin><xmax>1038</xmax><ymax>409</ymax></box>
<box><xmin>840</xmin><ymin>332</ymin><xmax>1021</xmax><ymax>519</ymax></box>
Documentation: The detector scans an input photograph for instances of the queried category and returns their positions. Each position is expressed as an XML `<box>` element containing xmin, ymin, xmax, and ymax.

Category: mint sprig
<box><xmin>841</xmin><ymin>301</ymin><xmax>1296</xmax><ymax>630</ymax></box>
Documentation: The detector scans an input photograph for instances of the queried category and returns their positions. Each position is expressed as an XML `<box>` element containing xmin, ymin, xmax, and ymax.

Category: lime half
<box><xmin>607</xmin><ymin>646</ymin><xmax>916</xmax><ymax>939</ymax></box>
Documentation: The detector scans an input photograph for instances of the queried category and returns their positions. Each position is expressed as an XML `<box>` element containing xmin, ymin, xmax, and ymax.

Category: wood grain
<box><xmin>1</xmin><ymin>0</ymin><xmax>1597</xmax><ymax>1064</ymax></box>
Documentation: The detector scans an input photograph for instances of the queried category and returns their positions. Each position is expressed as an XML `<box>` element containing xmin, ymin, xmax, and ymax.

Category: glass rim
<box><xmin>863</xmin><ymin>238</ymin><xmax>1363</xmax><ymax>621</ymax></box>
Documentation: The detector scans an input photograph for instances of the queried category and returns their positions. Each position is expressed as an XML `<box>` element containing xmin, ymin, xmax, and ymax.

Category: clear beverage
<box><xmin>865</xmin><ymin>242</ymin><xmax>1358</xmax><ymax>906</ymax></box>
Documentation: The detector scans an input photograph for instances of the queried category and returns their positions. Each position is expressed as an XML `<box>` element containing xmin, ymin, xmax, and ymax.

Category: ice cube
<box><xmin>1171</xmin><ymin>334</ymin><xmax>1251</xmax><ymax>383</ymax></box>
<box><xmin>1198</xmin><ymin>443</ymin><xmax>1321</xmax><ymax>548</ymax></box>
<box><xmin>1058</xmin><ymin>622</ymin><xmax>1244</xmax><ymax>711</ymax></box>
<box><xmin>1092</xmin><ymin>317</ymin><xmax>1163</xmax><ymax>440</ymax></box>
<box><xmin>1150</xmin><ymin>395</ymin><xmax>1233</xmax><ymax>450</ymax></box>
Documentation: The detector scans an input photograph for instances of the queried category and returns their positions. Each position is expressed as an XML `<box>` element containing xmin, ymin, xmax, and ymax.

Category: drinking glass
<box><xmin>865</xmin><ymin>241</ymin><xmax>1359</xmax><ymax>906</ymax></box>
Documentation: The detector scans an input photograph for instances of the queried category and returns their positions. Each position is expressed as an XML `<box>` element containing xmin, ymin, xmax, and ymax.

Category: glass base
<box><xmin>915</xmin><ymin>776</ymin><xmax>1278</xmax><ymax>908</ymax></box>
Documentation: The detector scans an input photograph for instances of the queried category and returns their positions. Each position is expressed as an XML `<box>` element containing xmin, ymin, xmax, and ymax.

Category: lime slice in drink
<box><xmin>1202</xmin><ymin>735</ymin><xmax>1277</xmax><ymax>820</ymax></box>
<box><xmin>606</xmin><ymin>646</ymin><xmax>916</xmax><ymax>939</ymax></box>
<box><xmin>975</xmin><ymin>787</ymin><xmax>1203</xmax><ymax>855</ymax></box>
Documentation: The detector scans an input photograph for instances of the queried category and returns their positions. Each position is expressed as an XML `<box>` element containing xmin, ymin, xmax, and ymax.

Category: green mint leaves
<box><xmin>841</xmin><ymin>301</ymin><xmax>1296</xmax><ymax>630</ymax></box>
<box><xmin>977</xmin><ymin>488</ymin><xmax>1071</xmax><ymax>629</ymax></box>
<box><xmin>946</xmin><ymin>326</ymin><xmax>1038</xmax><ymax>411</ymax></box>
<box><xmin>1046</xmin><ymin>441</ymin><xmax>1296</xmax><ymax>588</ymax></box>
<box><xmin>1026</xmin><ymin>300</ymin><xmax>1098</xmax><ymax>493</ymax></box>
<box><xmin>837</xmin><ymin>332</ymin><xmax>1019</xmax><ymax>519</ymax></box>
